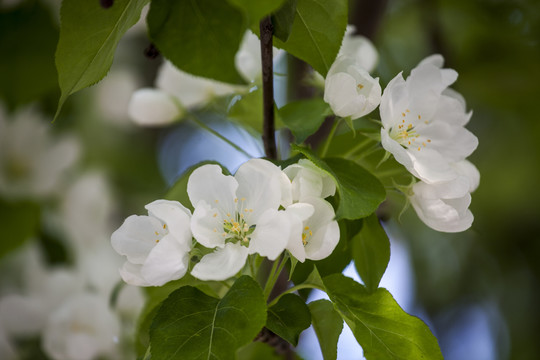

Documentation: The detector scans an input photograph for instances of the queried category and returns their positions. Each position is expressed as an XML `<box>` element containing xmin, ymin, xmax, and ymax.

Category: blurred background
<box><xmin>1</xmin><ymin>0</ymin><xmax>540</xmax><ymax>359</ymax></box>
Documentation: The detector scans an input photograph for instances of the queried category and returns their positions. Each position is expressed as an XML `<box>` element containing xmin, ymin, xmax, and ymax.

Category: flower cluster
<box><xmin>323</xmin><ymin>53</ymin><xmax>479</xmax><ymax>233</ymax></box>
<box><xmin>111</xmin><ymin>158</ymin><xmax>340</xmax><ymax>286</ymax></box>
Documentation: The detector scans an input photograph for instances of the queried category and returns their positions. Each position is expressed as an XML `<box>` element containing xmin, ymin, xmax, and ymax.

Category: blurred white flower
<box><xmin>324</xmin><ymin>56</ymin><xmax>381</xmax><ymax>120</ymax></box>
<box><xmin>42</xmin><ymin>293</ymin><xmax>121</xmax><ymax>360</ymax></box>
<box><xmin>339</xmin><ymin>25</ymin><xmax>378</xmax><ymax>73</ymax></box>
<box><xmin>409</xmin><ymin>160</ymin><xmax>480</xmax><ymax>232</ymax></box>
<box><xmin>96</xmin><ymin>69</ymin><xmax>141</xmax><ymax>124</ymax></box>
<box><xmin>128</xmin><ymin>61</ymin><xmax>242</xmax><ymax>126</ymax></box>
<box><xmin>0</xmin><ymin>105</ymin><xmax>79</xmax><ymax>199</ymax></box>
<box><xmin>188</xmin><ymin>159</ymin><xmax>291</xmax><ymax>281</ymax></box>
<box><xmin>380</xmin><ymin>54</ymin><xmax>478</xmax><ymax>184</ymax></box>
<box><xmin>111</xmin><ymin>199</ymin><xmax>193</xmax><ymax>287</ymax></box>
<box><xmin>235</xmin><ymin>30</ymin><xmax>284</xmax><ymax>83</ymax></box>
<box><xmin>0</xmin><ymin>245</ymin><xmax>82</xmax><ymax>337</ymax></box>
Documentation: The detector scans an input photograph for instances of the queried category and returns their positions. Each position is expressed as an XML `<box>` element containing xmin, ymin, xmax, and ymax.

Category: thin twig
<box><xmin>260</xmin><ymin>16</ymin><xmax>277</xmax><ymax>160</ymax></box>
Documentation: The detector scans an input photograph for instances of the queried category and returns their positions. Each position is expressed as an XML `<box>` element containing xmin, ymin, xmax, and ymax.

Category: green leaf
<box><xmin>279</xmin><ymin>98</ymin><xmax>331</xmax><ymax>143</ymax></box>
<box><xmin>0</xmin><ymin>2</ymin><xmax>59</xmax><ymax>108</ymax></box>
<box><xmin>149</xmin><ymin>276</ymin><xmax>267</xmax><ymax>360</ymax></box>
<box><xmin>292</xmin><ymin>145</ymin><xmax>386</xmax><ymax>220</ymax></box>
<box><xmin>228</xmin><ymin>88</ymin><xmax>264</xmax><ymax>133</ymax></box>
<box><xmin>272</xmin><ymin>0</ymin><xmax>298</xmax><ymax>42</ymax></box>
<box><xmin>227</xmin><ymin>0</ymin><xmax>286</xmax><ymax>27</ymax></box>
<box><xmin>0</xmin><ymin>199</ymin><xmax>40</xmax><ymax>260</ymax></box>
<box><xmin>237</xmin><ymin>342</ymin><xmax>283</xmax><ymax>360</ymax></box>
<box><xmin>308</xmin><ymin>299</ymin><xmax>343</xmax><ymax>360</ymax></box>
<box><xmin>135</xmin><ymin>275</ymin><xmax>219</xmax><ymax>356</ymax></box>
<box><xmin>55</xmin><ymin>0</ymin><xmax>148</xmax><ymax>119</ymax></box>
<box><xmin>147</xmin><ymin>0</ymin><xmax>246</xmax><ymax>85</ymax></box>
<box><xmin>273</xmin><ymin>0</ymin><xmax>347</xmax><ymax>76</ymax></box>
<box><xmin>352</xmin><ymin>214</ymin><xmax>390</xmax><ymax>292</ymax></box>
<box><xmin>323</xmin><ymin>274</ymin><xmax>443</xmax><ymax>360</ymax></box>
<box><xmin>266</xmin><ymin>294</ymin><xmax>311</xmax><ymax>346</ymax></box>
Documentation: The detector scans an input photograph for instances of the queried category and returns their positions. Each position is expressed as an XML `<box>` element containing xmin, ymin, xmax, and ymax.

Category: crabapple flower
<box><xmin>187</xmin><ymin>159</ymin><xmax>291</xmax><ymax>281</ymax></box>
<box><xmin>42</xmin><ymin>293</ymin><xmax>120</xmax><ymax>360</ymax></box>
<box><xmin>283</xmin><ymin>159</ymin><xmax>336</xmax><ymax>203</ymax></box>
<box><xmin>285</xmin><ymin>197</ymin><xmax>340</xmax><ymax>262</ymax></box>
<box><xmin>409</xmin><ymin>160</ymin><xmax>480</xmax><ymax>232</ymax></box>
<box><xmin>127</xmin><ymin>61</ymin><xmax>242</xmax><ymax>126</ymax></box>
<box><xmin>0</xmin><ymin>105</ymin><xmax>79</xmax><ymax>199</ymax></box>
<box><xmin>380</xmin><ymin>54</ymin><xmax>478</xmax><ymax>184</ymax></box>
<box><xmin>111</xmin><ymin>199</ymin><xmax>192</xmax><ymax>287</ymax></box>
<box><xmin>235</xmin><ymin>30</ymin><xmax>284</xmax><ymax>83</ymax></box>
<box><xmin>324</xmin><ymin>56</ymin><xmax>381</xmax><ymax>120</ymax></box>
<box><xmin>340</xmin><ymin>25</ymin><xmax>378</xmax><ymax>73</ymax></box>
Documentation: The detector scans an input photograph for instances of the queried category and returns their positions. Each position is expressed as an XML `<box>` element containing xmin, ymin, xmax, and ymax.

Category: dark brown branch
<box><xmin>260</xmin><ymin>16</ymin><xmax>277</xmax><ymax>160</ymax></box>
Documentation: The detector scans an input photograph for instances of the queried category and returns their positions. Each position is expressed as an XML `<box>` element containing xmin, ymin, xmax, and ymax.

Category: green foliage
<box><xmin>273</xmin><ymin>0</ymin><xmax>347</xmax><ymax>76</ymax></box>
<box><xmin>323</xmin><ymin>274</ymin><xmax>443</xmax><ymax>360</ymax></box>
<box><xmin>237</xmin><ymin>342</ymin><xmax>283</xmax><ymax>360</ymax></box>
<box><xmin>266</xmin><ymin>293</ymin><xmax>311</xmax><ymax>345</ymax></box>
<box><xmin>292</xmin><ymin>145</ymin><xmax>386</xmax><ymax>220</ymax></box>
<box><xmin>149</xmin><ymin>276</ymin><xmax>266</xmax><ymax>360</ymax></box>
<box><xmin>308</xmin><ymin>299</ymin><xmax>343</xmax><ymax>360</ymax></box>
<box><xmin>227</xmin><ymin>0</ymin><xmax>286</xmax><ymax>27</ymax></box>
<box><xmin>279</xmin><ymin>98</ymin><xmax>331</xmax><ymax>143</ymax></box>
<box><xmin>0</xmin><ymin>2</ymin><xmax>58</xmax><ymax>108</ymax></box>
<box><xmin>55</xmin><ymin>0</ymin><xmax>148</xmax><ymax>119</ymax></box>
<box><xmin>0</xmin><ymin>199</ymin><xmax>40</xmax><ymax>260</ymax></box>
<box><xmin>352</xmin><ymin>214</ymin><xmax>390</xmax><ymax>292</ymax></box>
<box><xmin>147</xmin><ymin>0</ymin><xmax>246</xmax><ymax>85</ymax></box>
<box><xmin>228</xmin><ymin>88</ymin><xmax>264</xmax><ymax>133</ymax></box>
<box><xmin>271</xmin><ymin>0</ymin><xmax>298</xmax><ymax>42</ymax></box>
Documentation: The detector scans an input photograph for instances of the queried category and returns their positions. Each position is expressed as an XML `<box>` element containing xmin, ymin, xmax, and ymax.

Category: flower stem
<box><xmin>319</xmin><ymin>117</ymin><xmax>339</xmax><ymax>158</ymax></box>
<box><xmin>343</xmin><ymin>137</ymin><xmax>373</xmax><ymax>159</ymax></box>
<box><xmin>268</xmin><ymin>283</ymin><xmax>325</xmax><ymax>307</ymax></box>
<box><xmin>187</xmin><ymin>113</ymin><xmax>253</xmax><ymax>159</ymax></box>
<box><xmin>263</xmin><ymin>253</ymin><xmax>289</xmax><ymax>300</ymax></box>
<box><xmin>260</xmin><ymin>16</ymin><xmax>277</xmax><ymax>160</ymax></box>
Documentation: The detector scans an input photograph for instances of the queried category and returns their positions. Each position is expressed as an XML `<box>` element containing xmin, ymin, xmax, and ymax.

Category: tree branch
<box><xmin>260</xmin><ymin>16</ymin><xmax>277</xmax><ymax>160</ymax></box>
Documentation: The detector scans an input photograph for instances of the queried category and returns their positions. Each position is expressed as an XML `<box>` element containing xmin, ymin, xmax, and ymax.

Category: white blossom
<box><xmin>380</xmin><ymin>54</ymin><xmax>478</xmax><ymax>184</ymax></box>
<box><xmin>324</xmin><ymin>56</ymin><xmax>381</xmax><ymax>120</ymax></box>
<box><xmin>283</xmin><ymin>159</ymin><xmax>336</xmax><ymax>204</ymax></box>
<box><xmin>188</xmin><ymin>159</ymin><xmax>291</xmax><ymax>281</ymax></box>
<box><xmin>42</xmin><ymin>293</ymin><xmax>120</xmax><ymax>360</ymax></box>
<box><xmin>409</xmin><ymin>160</ymin><xmax>480</xmax><ymax>232</ymax></box>
<box><xmin>127</xmin><ymin>88</ymin><xmax>182</xmax><ymax>127</ymax></box>
<box><xmin>235</xmin><ymin>31</ymin><xmax>284</xmax><ymax>83</ymax></box>
<box><xmin>0</xmin><ymin>105</ymin><xmax>79</xmax><ymax>199</ymax></box>
<box><xmin>339</xmin><ymin>25</ymin><xmax>378</xmax><ymax>73</ymax></box>
<box><xmin>285</xmin><ymin>197</ymin><xmax>340</xmax><ymax>262</ymax></box>
<box><xmin>111</xmin><ymin>199</ymin><xmax>193</xmax><ymax>287</ymax></box>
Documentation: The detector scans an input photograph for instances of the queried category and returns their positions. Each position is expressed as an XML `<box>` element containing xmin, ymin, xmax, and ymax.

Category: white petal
<box><xmin>303</xmin><ymin>198</ymin><xmax>340</xmax><ymax>260</ymax></box>
<box><xmin>286</xmin><ymin>202</ymin><xmax>315</xmax><ymax>222</ymax></box>
<box><xmin>191</xmin><ymin>200</ymin><xmax>227</xmax><ymax>248</ymax></box>
<box><xmin>128</xmin><ymin>88</ymin><xmax>182</xmax><ymax>126</ymax></box>
<box><xmin>380</xmin><ymin>72</ymin><xmax>408</xmax><ymax>128</ymax></box>
<box><xmin>119</xmin><ymin>262</ymin><xmax>150</xmax><ymax>287</ymax></box>
<box><xmin>191</xmin><ymin>243</ymin><xmax>249</xmax><ymax>281</ymax></box>
<box><xmin>380</xmin><ymin>130</ymin><xmax>414</xmax><ymax>170</ymax></box>
<box><xmin>235</xmin><ymin>159</ymin><xmax>283</xmax><ymax>222</ymax></box>
<box><xmin>249</xmin><ymin>209</ymin><xmax>291</xmax><ymax>260</ymax></box>
<box><xmin>145</xmin><ymin>199</ymin><xmax>192</xmax><ymax>250</ymax></box>
<box><xmin>339</xmin><ymin>34</ymin><xmax>378</xmax><ymax>73</ymax></box>
<box><xmin>111</xmin><ymin>215</ymin><xmax>162</xmax><ymax>264</ymax></box>
<box><xmin>187</xmin><ymin>164</ymin><xmax>237</xmax><ymax>214</ymax></box>
<box><xmin>285</xmin><ymin>212</ymin><xmax>307</xmax><ymax>263</ymax></box>
<box><xmin>141</xmin><ymin>234</ymin><xmax>191</xmax><ymax>286</ymax></box>
<box><xmin>453</xmin><ymin>160</ymin><xmax>480</xmax><ymax>192</ymax></box>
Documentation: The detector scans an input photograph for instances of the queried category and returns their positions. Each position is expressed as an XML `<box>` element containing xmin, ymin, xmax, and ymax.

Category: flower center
<box><xmin>389</xmin><ymin>109</ymin><xmax>431</xmax><ymax>151</ymax></box>
<box><xmin>302</xmin><ymin>226</ymin><xmax>313</xmax><ymax>246</ymax></box>
<box><xmin>214</xmin><ymin>197</ymin><xmax>255</xmax><ymax>246</ymax></box>
<box><xmin>153</xmin><ymin>223</ymin><xmax>168</xmax><ymax>244</ymax></box>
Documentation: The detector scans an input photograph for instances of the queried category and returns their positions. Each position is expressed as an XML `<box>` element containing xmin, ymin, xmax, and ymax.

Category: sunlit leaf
<box><xmin>323</xmin><ymin>274</ymin><xmax>443</xmax><ymax>360</ymax></box>
<box><xmin>55</xmin><ymin>0</ymin><xmax>148</xmax><ymax>119</ymax></box>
